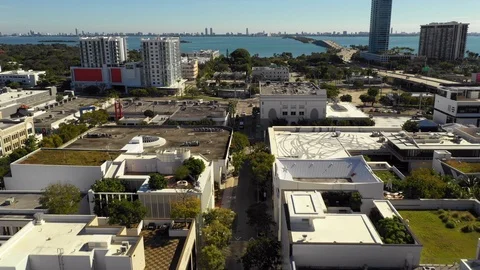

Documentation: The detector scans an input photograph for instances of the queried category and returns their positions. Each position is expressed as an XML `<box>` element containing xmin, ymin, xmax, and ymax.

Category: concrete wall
<box><xmin>5</xmin><ymin>163</ymin><xmax>105</xmax><ymax>192</ymax></box>
<box><xmin>62</xmin><ymin>255</ymin><xmax>94</xmax><ymax>270</ymax></box>
<box><xmin>292</xmin><ymin>243</ymin><xmax>421</xmax><ymax>269</ymax></box>
<box><xmin>104</xmin><ymin>255</ymin><xmax>131</xmax><ymax>270</ymax></box>
<box><xmin>176</xmin><ymin>220</ymin><xmax>196</xmax><ymax>270</ymax></box>
<box><xmin>129</xmin><ymin>238</ymin><xmax>145</xmax><ymax>270</ymax></box>
<box><xmin>390</xmin><ymin>199</ymin><xmax>480</xmax><ymax>214</ymax></box>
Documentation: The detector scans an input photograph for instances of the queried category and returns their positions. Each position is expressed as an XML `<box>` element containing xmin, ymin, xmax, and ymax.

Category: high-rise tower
<box><xmin>368</xmin><ymin>0</ymin><xmax>393</xmax><ymax>54</ymax></box>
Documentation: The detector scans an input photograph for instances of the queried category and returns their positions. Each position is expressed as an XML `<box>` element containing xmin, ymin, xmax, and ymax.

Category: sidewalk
<box><xmin>220</xmin><ymin>176</ymin><xmax>237</xmax><ymax>209</ymax></box>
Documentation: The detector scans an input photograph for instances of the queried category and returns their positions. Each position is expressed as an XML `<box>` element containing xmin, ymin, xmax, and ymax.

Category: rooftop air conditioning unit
<box><xmin>120</xmin><ymin>246</ymin><xmax>128</xmax><ymax>253</ymax></box>
<box><xmin>121</xmin><ymin>241</ymin><xmax>130</xmax><ymax>249</ymax></box>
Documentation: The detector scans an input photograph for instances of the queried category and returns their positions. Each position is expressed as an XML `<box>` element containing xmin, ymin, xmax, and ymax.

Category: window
<box><xmin>299</xmin><ymin>111</ymin><xmax>305</xmax><ymax>116</ymax></box>
<box><xmin>291</xmin><ymin>112</ymin><xmax>296</xmax><ymax>116</ymax></box>
<box><xmin>282</xmin><ymin>112</ymin><xmax>288</xmax><ymax>116</ymax></box>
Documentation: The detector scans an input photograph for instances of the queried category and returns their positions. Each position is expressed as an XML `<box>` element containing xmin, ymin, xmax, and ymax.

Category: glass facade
<box><xmin>368</xmin><ymin>0</ymin><xmax>393</xmax><ymax>54</ymax></box>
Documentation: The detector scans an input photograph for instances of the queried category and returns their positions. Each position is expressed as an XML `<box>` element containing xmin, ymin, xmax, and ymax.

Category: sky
<box><xmin>0</xmin><ymin>0</ymin><xmax>479</xmax><ymax>34</ymax></box>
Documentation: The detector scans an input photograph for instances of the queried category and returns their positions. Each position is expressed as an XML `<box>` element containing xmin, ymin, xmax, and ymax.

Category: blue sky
<box><xmin>0</xmin><ymin>0</ymin><xmax>479</xmax><ymax>34</ymax></box>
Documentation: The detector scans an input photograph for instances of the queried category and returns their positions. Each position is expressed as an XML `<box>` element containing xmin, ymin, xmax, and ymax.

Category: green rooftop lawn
<box><xmin>374</xmin><ymin>170</ymin><xmax>402</xmax><ymax>182</ymax></box>
<box><xmin>399</xmin><ymin>210</ymin><xmax>480</xmax><ymax>264</ymax></box>
<box><xmin>21</xmin><ymin>150</ymin><xmax>120</xmax><ymax>166</ymax></box>
<box><xmin>445</xmin><ymin>160</ymin><xmax>480</xmax><ymax>173</ymax></box>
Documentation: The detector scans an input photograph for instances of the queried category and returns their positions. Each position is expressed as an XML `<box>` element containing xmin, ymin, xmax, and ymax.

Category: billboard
<box><xmin>73</xmin><ymin>68</ymin><xmax>103</xmax><ymax>82</ymax></box>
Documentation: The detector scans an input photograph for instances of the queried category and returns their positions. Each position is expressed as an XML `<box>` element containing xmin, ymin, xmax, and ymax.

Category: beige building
<box><xmin>0</xmin><ymin>117</ymin><xmax>35</xmax><ymax>156</ymax></box>
<box><xmin>181</xmin><ymin>59</ymin><xmax>199</xmax><ymax>80</ymax></box>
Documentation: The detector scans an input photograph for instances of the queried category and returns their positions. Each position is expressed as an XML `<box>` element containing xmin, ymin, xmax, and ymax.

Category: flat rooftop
<box><xmin>378</xmin><ymin>71</ymin><xmax>458</xmax><ymax>87</ymax></box>
<box><xmin>383</xmin><ymin>131</ymin><xmax>480</xmax><ymax>150</ymax></box>
<box><xmin>271</xmin><ymin>128</ymin><xmax>388</xmax><ymax>159</ymax></box>
<box><xmin>20</xmin><ymin>149</ymin><xmax>122</xmax><ymax>166</ymax></box>
<box><xmin>66</xmin><ymin>127</ymin><xmax>231</xmax><ymax>160</ymax></box>
<box><xmin>33</xmin><ymin>97</ymin><xmax>103</xmax><ymax>126</ymax></box>
<box><xmin>0</xmin><ymin>193</ymin><xmax>42</xmax><ymax>210</ymax></box>
<box><xmin>260</xmin><ymin>82</ymin><xmax>325</xmax><ymax>96</ymax></box>
<box><xmin>107</xmin><ymin>99</ymin><xmax>178</xmax><ymax>116</ymax></box>
<box><xmin>170</xmin><ymin>105</ymin><xmax>227</xmax><ymax>120</ymax></box>
<box><xmin>0</xmin><ymin>89</ymin><xmax>49</xmax><ymax>106</ymax></box>
<box><xmin>326</xmin><ymin>102</ymin><xmax>369</xmax><ymax>119</ymax></box>
<box><xmin>141</xmin><ymin>229</ymin><xmax>185</xmax><ymax>270</ymax></box>
<box><xmin>0</xmin><ymin>69</ymin><xmax>44</xmax><ymax>75</ymax></box>
<box><xmin>0</xmin><ymin>219</ymin><xmax>137</xmax><ymax>267</ymax></box>
<box><xmin>291</xmin><ymin>215</ymin><xmax>382</xmax><ymax>244</ymax></box>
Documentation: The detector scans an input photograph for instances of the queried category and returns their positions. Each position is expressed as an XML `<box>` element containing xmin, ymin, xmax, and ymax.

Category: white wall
<box><xmin>105</xmin><ymin>255</ymin><xmax>131</xmax><ymax>270</ymax></box>
<box><xmin>390</xmin><ymin>199</ymin><xmax>480</xmax><ymax>214</ymax></box>
<box><xmin>62</xmin><ymin>255</ymin><xmax>94</xmax><ymax>270</ymax></box>
<box><xmin>260</xmin><ymin>95</ymin><xmax>327</xmax><ymax>123</ymax></box>
<box><xmin>292</xmin><ymin>243</ymin><xmax>421</xmax><ymax>269</ymax></box>
<box><xmin>5</xmin><ymin>164</ymin><xmax>105</xmax><ymax>192</ymax></box>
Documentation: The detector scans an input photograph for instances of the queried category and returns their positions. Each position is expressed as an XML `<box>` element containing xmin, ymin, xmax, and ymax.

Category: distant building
<box><xmin>419</xmin><ymin>22</ymin><xmax>469</xmax><ymax>61</ymax></box>
<box><xmin>368</xmin><ymin>0</ymin><xmax>393</xmax><ymax>54</ymax></box>
<box><xmin>434</xmin><ymin>84</ymin><xmax>480</xmax><ymax>126</ymax></box>
<box><xmin>252</xmin><ymin>66</ymin><xmax>289</xmax><ymax>82</ymax></box>
<box><xmin>71</xmin><ymin>62</ymin><xmax>144</xmax><ymax>91</ymax></box>
<box><xmin>0</xmin><ymin>87</ymin><xmax>56</xmax><ymax>118</ymax></box>
<box><xmin>205</xmin><ymin>27</ymin><xmax>208</xmax><ymax>36</ymax></box>
<box><xmin>184</xmin><ymin>50</ymin><xmax>220</xmax><ymax>63</ymax></box>
<box><xmin>141</xmin><ymin>37</ymin><xmax>182</xmax><ymax>88</ymax></box>
<box><xmin>209</xmin><ymin>28</ymin><xmax>213</xmax><ymax>36</ymax></box>
<box><xmin>181</xmin><ymin>59</ymin><xmax>198</xmax><ymax>80</ymax></box>
<box><xmin>259</xmin><ymin>82</ymin><xmax>327</xmax><ymax>124</ymax></box>
<box><xmin>246</xmin><ymin>28</ymin><xmax>249</xmax><ymax>36</ymax></box>
<box><xmin>79</xmin><ymin>37</ymin><xmax>128</xmax><ymax>68</ymax></box>
<box><xmin>0</xmin><ymin>117</ymin><xmax>35</xmax><ymax>156</ymax></box>
<box><xmin>0</xmin><ymin>69</ymin><xmax>46</xmax><ymax>87</ymax></box>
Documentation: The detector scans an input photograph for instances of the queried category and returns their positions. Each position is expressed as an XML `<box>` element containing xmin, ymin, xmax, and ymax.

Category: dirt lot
<box><xmin>339</xmin><ymin>87</ymin><xmax>404</xmax><ymax>106</ymax></box>
<box><xmin>66</xmin><ymin>126</ymin><xmax>231</xmax><ymax>161</ymax></box>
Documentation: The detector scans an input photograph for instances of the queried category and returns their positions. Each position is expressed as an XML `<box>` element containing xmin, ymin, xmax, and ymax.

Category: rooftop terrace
<box><xmin>445</xmin><ymin>160</ymin><xmax>480</xmax><ymax>174</ymax></box>
<box><xmin>20</xmin><ymin>149</ymin><xmax>122</xmax><ymax>166</ymax></box>
<box><xmin>260</xmin><ymin>82</ymin><xmax>325</xmax><ymax>96</ymax></box>
<box><xmin>141</xmin><ymin>229</ymin><xmax>185</xmax><ymax>270</ymax></box>
<box><xmin>0</xmin><ymin>193</ymin><xmax>43</xmax><ymax>210</ymax></box>
<box><xmin>383</xmin><ymin>131</ymin><xmax>480</xmax><ymax>150</ymax></box>
<box><xmin>66</xmin><ymin>126</ymin><xmax>231</xmax><ymax>160</ymax></box>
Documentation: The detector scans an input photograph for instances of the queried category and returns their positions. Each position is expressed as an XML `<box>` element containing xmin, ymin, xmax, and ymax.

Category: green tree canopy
<box><xmin>199</xmin><ymin>245</ymin><xmax>225</xmax><ymax>270</ymax></box>
<box><xmin>246</xmin><ymin>202</ymin><xmax>275</xmax><ymax>233</ymax></box>
<box><xmin>353</xmin><ymin>80</ymin><xmax>364</xmax><ymax>89</ymax></box>
<box><xmin>202</xmin><ymin>220</ymin><xmax>232</xmax><ymax>249</ymax></box>
<box><xmin>170</xmin><ymin>196</ymin><xmax>201</xmax><ymax>223</ymax></box>
<box><xmin>241</xmin><ymin>237</ymin><xmax>281</xmax><ymax>270</ymax></box>
<box><xmin>91</xmin><ymin>178</ymin><xmax>126</xmax><ymax>193</ymax></box>
<box><xmin>148</xmin><ymin>173</ymin><xmax>167</xmax><ymax>190</ymax></box>
<box><xmin>340</xmin><ymin>94</ymin><xmax>352</xmax><ymax>102</ymax></box>
<box><xmin>230</xmin><ymin>132</ymin><xmax>250</xmax><ymax>154</ymax></box>
<box><xmin>108</xmin><ymin>200</ymin><xmax>147</xmax><ymax>228</ymax></box>
<box><xmin>402</xmin><ymin>120</ymin><xmax>419</xmax><ymax>132</ymax></box>
<box><xmin>80</xmin><ymin>109</ymin><xmax>109</xmax><ymax>126</ymax></box>
<box><xmin>374</xmin><ymin>216</ymin><xmax>414</xmax><ymax>244</ymax></box>
<box><xmin>250</xmin><ymin>151</ymin><xmax>275</xmax><ymax>185</ymax></box>
<box><xmin>143</xmin><ymin>110</ymin><xmax>155</xmax><ymax>118</ymax></box>
<box><xmin>39</xmin><ymin>183</ymin><xmax>82</xmax><ymax>214</ymax></box>
<box><xmin>403</xmin><ymin>168</ymin><xmax>447</xmax><ymax>199</ymax></box>
<box><xmin>175</xmin><ymin>165</ymin><xmax>190</xmax><ymax>180</ymax></box>
<box><xmin>203</xmin><ymin>208</ymin><xmax>236</xmax><ymax>228</ymax></box>
<box><xmin>230</xmin><ymin>48</ymin><xmax>252</xmax><ymax>74</ymax></box>
<box><xmin>183</xmin><ymin>157</ymin><xmax>206</xmax><ymax>178</ymax></box>
<box><xmin>367</xmin><ymin>87</ymin><xmax>380</xmax><ymax>97</ymax></box>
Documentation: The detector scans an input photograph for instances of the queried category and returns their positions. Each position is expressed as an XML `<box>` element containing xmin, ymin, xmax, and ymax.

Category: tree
<box><xmin>170</xmin><ymin>196</ymin><xmax>201</xmax><ymax>223</ymax></box>
<box><xmin>183</xmin><ymin>157</ymin><xmax>206</xmax><ymax>179</ymax></box>
<box><xmin>230</xmin><ymin>48</ymin><xmax>252</xmax><ymax>74</ymax></box>
<box><xmin>403</xmin><ymin>168</ymin><xmax>447</xmax><ymax>199</ymax></box>
<box><xmin>232</xmin><ymin>151</ymin><xmax>246</xmax><ymax>176</ymax></box>
<box><xmin>108</xmin><ymin>200</ymin><xmax>147</xmax><ymax>228</ymax></box>
<box><xmin>202</xmin><ymin>220</ymin><xmax>232</xmax><ymax>248</ymax></box>
<box><xmin>359</xmin><ymin>94</ymin><xmax>375</xmax><ymax>106</ymax></box>
<box><xmin>402</xmin><ymin>120</ymin><xmax>419</xmax><ymax>132</ymax></box>
<box><xmin>24</xmin><ymin>136</ymin><xmax>38</xmax><ymax>153</ymax></box>
<box><xmin>175</xmin><ymin>165</ymin><xmax>190</xmax><ymax>180</ymax></box>
<box><xmin>353</xmin><ymin>80</ymin><xmax>364</xmax><ymax>89</ymax></box>
<box><xmin>80</xmin><ymin>110</ymin><xmax>109</xmax><ymax>126</ymax></box>
<box><xmin>91</xmin><ymin>178</ymin><xmax>126</xmax><ymax>192</ymax></box>
<box><xmin>7</xmin><ymin>81</ymin><xmax>21</xmax><ymax>89</ymax></box>
<box><xmin>250</xmin><ymin>151</ymin><xmax>275</xmax><ymax>185</ymax></box>
<box><xmin>340</xmin><ymin>94</ymin><xmax>352</xmax><ymax>102</ymax></box>
<box><xmin>241</xmin><ymin>237</ymin><xmax>281</xmax><ymax>270</ymax></box>
<box><xmin>321</xmin><ymin>83</ymin><xmax>340</xmax><ymax>99</ymax></box>
<box><xmin>367</xmin><ymin>87</ymin><xmax>380</xmax><ymax>98</ymax></box>
<box><xmin>203</xmin><ymin>208</ymin><xmax>236</xmax><ymax>228</ymax></box>
<box><xmin>143</xmin><ymin>110</ymin><xmax>155</xmax><ymax>118</ymax></box>
<box><xmin>349</xmin><ymin>192</ymin><xmax>363</xmax><ymax>212</ymax></box>
<box><xmin>83</xmin><ymin>85</ymin><xmax>101</xmax><ymax>95</ymax></box>
<box><xmin>199</xmin><ymin>245</ymin><xmax>225</xmax><ymax>270</ymax></box>
<box><xmin>56</xmin><ymin>94</ymin><xmax>64</xmax><ymax>102</ymax></box>
<box><xmin>148</xmin><ymin>173</ymin><xmax>167</xmax><ymax>190</ymax></box>
<box><xmin>8</xmin><ymin>148</ymin><xmax>28</xmax><ymax>162</ymax></box>
<box><xmin>230</xmin><ymin>132</ymin><xmax>250</xmax><ymax>154</ymax></box>
<box><xmin>374</xmin><ymin>216</ymin><xmax>413</xmax><ymax>244</ymax></box>
<box><xmin>39</xmin><ymin>183</ymin><xmax>82</xmax><ymax>214</ymax></box>
<box><xmin>184</xmin><ymin>85</ymin><xmax>200</xmax><ymax>97</ymax></box>
<box><xmin>246</xmin><ymin>203</ymin><xmax>275</xmax><ymax>233</ymax></box>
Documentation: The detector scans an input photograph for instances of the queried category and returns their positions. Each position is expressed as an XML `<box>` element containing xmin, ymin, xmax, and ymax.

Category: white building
<box><xmin>434</xmin><ymin>84</ymin><xmax>480</xmax><ymax>126</ymax></box>
<box><xmin>281</xmin><ymin>191</ymin><xmax>422</xmax><ymax>269</ymax></box>
<box><xmin>260</xmin><ymin>82</ymin><xmax>327</xmax><ymax>124</ymax></box>
<box><xmin>0</xmin><ymin>214</ymin><xmax>198</xmax><ymax>270</ymax></box>
<box><xmin>142</xmin><ymin>37</ymin><xmax>182</xmax><ymax>87</ymax></box>
<box><xmin>0</xmin><ymin>69</ymin><xmax>46</xmax><ymax>87</ymax></box>
<box><xmin>184</xmin><ymin>50</ymin><xmax>220</xmax><ymax>60</ymax></box>
<box><xmin>71</xmin><ymin>62</ymin><xmax>144</xmax><ymax>91</ymax></box>
<box><xmin>181</xmin><ymin>59</ymin><xmax>198</xmax><ymax>80</ymax></box>
<box><xmin>79</xmin><ymin>37</ymin><xmax>128</xmax><ymax>68</ymax></box>
<box><xmin>252</xmin><ymin>66</ymin><xmax>289</xmax><ymax>81</ymax></box>
<box><xmin>0</xmin><ymin>118</ymin><xmax>35</xmax><ymax>156</ymax></box>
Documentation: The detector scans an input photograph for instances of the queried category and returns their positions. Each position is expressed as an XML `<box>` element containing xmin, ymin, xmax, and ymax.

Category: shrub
<box><xmin>437</xmin><ymin>209</ymin><xmax>445</xmax><ymax>215</ymax></box>
<box><xmin>462</xmin><ymin>224</ymin><xmax>474</xmax><ymax>233</ymax></box>
<box><xmin>441</xmin><ymin>215</ymin><xmax>450</xmax><ymax>223</ymax></box>
<box><xmin>476</xmin><ymin>217</ymin><xmax>480</xmax><ymax>222</ymax></box>
<box><xmin>452</xmin><ymin>212</ymin><xmax>460</xmax><ymax>218</ymax></box>
<box><xmin>475</xmin><ymin>224</ymin><xmax>480</xmax><ymax>233</ymax></box>
<box><xmin>461</xmin><ymin>213</ymin><xmax>475</xmax><ymax>222</ymax></box>
<box><xmin>445</xmin><ymin>221</ymin><xmax>456</xmax><ymax>229</ymax></box>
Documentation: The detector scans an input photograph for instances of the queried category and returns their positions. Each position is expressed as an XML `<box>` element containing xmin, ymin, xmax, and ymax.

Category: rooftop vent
<box><xmin>33</xmin><ymin>212</ymin><xmax>45</xmax><ymax>226</ymax></box>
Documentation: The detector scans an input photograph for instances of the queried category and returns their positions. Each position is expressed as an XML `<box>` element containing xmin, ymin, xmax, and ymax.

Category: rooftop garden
<box><xmin>445</xmin><ymin>160</ymin><xmax>480</xmax><ymax>174</ymax></box>
<box><xmin>21</xmin><ymin>150</ymin><xmax>121</xmax><ymax>166</ymax></box>
<box><xmin>399</xmin><ymin>210</ymin><xmax>480</xmax><ymax>264</ymax></box>
<box><xmin>374</xmin><ymin>170</ymin><xmax>404</xmax><ymax>192</ymax></box>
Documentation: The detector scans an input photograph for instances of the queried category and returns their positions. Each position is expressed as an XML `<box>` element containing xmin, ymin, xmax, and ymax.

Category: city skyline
<box><xmin>0</xmin><ymin>0</ymin><xmax>479</xmax><ymax>34</ymax></box>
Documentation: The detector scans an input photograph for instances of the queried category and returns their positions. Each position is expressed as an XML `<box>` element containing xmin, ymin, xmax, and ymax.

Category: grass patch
<box><xmin>445</xmin><ymin>160</ymin><xmax>480</xmax><ymax>173</ymax></box>
<box><xmin>399</xmin><ymin>210</ymin><xmax>480</xmax><ymax>264</ymax></box>
<box><xmin>21</xmin><ymin>150</ymin><xmax>120</xmax><ymax>166</ymax></box>
<box><xmin>374</xmin><ymin>170</ymin><xmax>401</xmax><ymax>182</ymax></box>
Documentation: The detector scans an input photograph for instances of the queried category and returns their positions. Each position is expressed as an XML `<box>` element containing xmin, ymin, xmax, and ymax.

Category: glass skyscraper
<box><xmin>368</xmin><ymin>0</ymin><xmax>393</xmax><ymax>54</ymax></box>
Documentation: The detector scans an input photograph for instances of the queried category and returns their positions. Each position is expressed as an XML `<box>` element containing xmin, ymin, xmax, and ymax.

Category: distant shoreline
<box><xmin>39</xmin><ymin>40</ymin><xmax>77</xmax><ymax>43</ymax></box>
